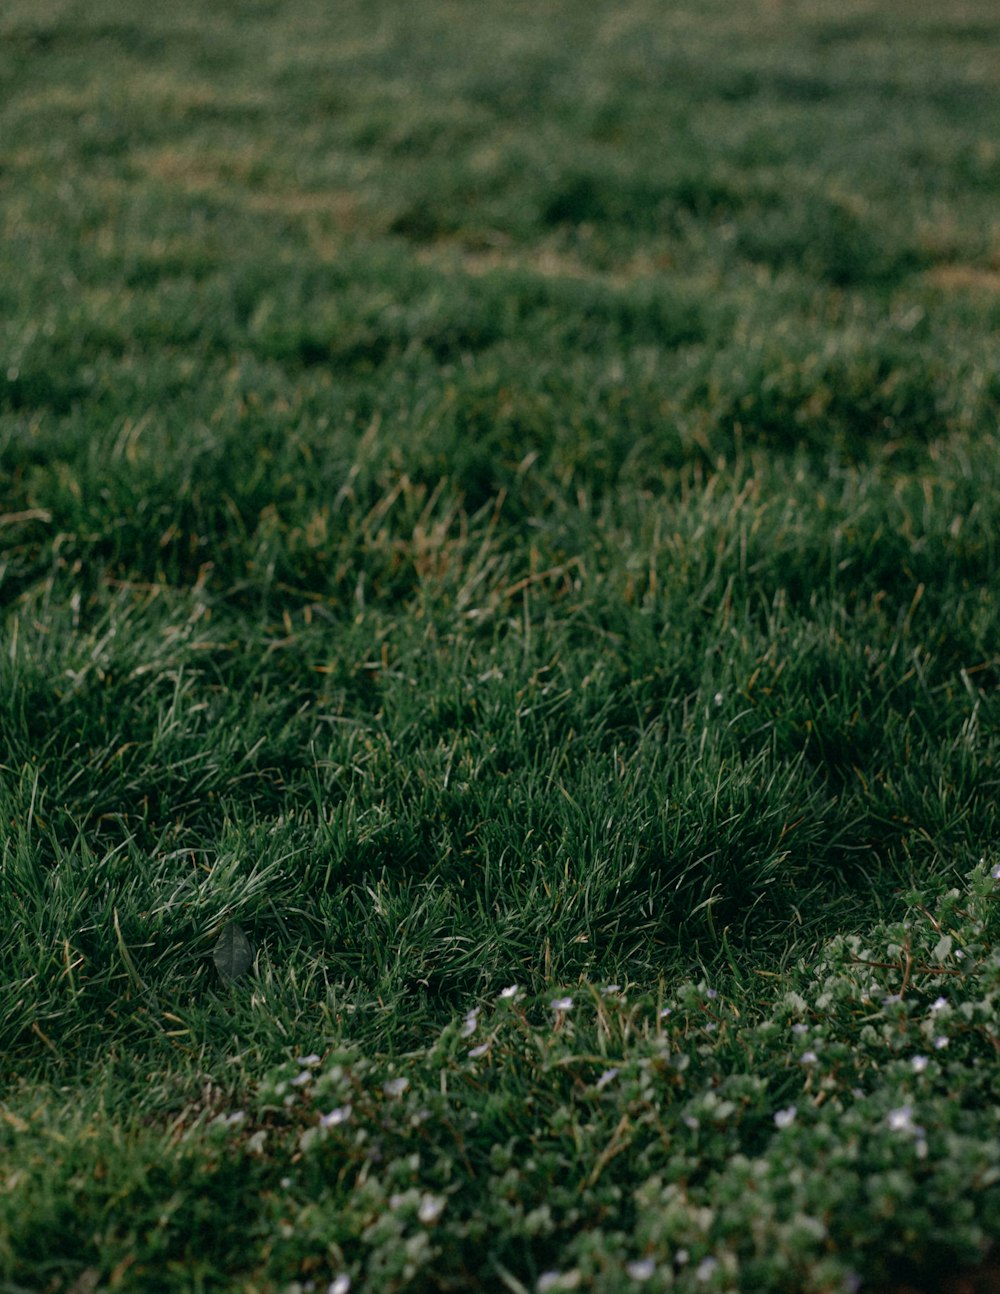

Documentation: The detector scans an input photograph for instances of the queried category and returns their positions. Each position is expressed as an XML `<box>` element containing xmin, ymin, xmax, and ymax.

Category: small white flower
<box><xmin>714</xmin><ymin>691</ymin><xmax>724</xmax><ymax>707</ymax></box>
<box><xmin>930</xmin><ymin>996</ymin><xmax>948</xmax><ymax>1013</ymax></box>
<box><xmin>626</xmin><ymin>1258</ymin><xmax>656</xmax><ymax>1281</ymax></box>
<box><xmin>468</xmin><ymin>1042</ymin><xmax>490</xmax><ymax>1059</ymax></box>
<box><xmin>800</xmin><ymin>1050</ymin><xmax>818</xmax><ymax>1065</ymax></box>
<box><xmin>550</xmin><ymin>996</ymin><xmax>574</xmax><ymax>1012</ymax></box>
<box><xmin>882</xmin><ymin>994</ymin><xmax>901</xmax><ymax>1006</ymax></box>
<box><xmin>791</xmin><ymin>1022</ymin><xmax>809</xmax><ymax>1036</ymax></box>
<box><xmin>911</xmin><ymin>1055</ymin><xmax>929</xmax><ymax>1073</ymax></box>
<box><xmin>596</xmin><ymin>1067</ymin><xmax>619</xmax><ymax>1090</ymax></box>
<box><xmin>297</xmin><ymin>1054</ymin><xmax>321</xmax><ymax>1067</ymax></box>
<box><xmin>774</xmin><ymin>1106</ymin><xmax>797</xmax><ymax>1129</ymax></box>
<box><xmin>499</xmin><ymin>985</ymin><xmax>520</xmax><ymax>1000</ymax></box>
<box><xmin>460</xmin><ymin>1008</ymin><xmax>479</xmax><ymax>1038</ymax></box>
<box><xmin>659</xmin><ymin>1007</ymin><xmax>672</xmax><ymax>1019</ymax></box>
<box><xmin>602</xmin><ymin>984</ymin><xmax>622</xmax><ymax>995</ymax></box>
<box><xmin>991</xmin><ymin>863</ymin><xmax>1000</xmax><ymax>880</ymax></box>
<box><xmin>383</xmin><ymin>1077</ymin><xmax>409</xmax><ymax>1097</ymax></box>
<box><xmin>696</xmin><ymin>1256</ymin><xmax>718</xmax><ymax>1282</ymax></box>
<box><xmin>887</xmin><ymin>1106</ymin><xmax>915</xmax><ymax>1133</ymax></box>
<box><xmin>280</xmin><ymin>1176</ymin><xmax>292</xmax><ymax>1189</ymax></box>
<box><xmin>683</xmin><ymin>1115</ymin><xmax>700</xmax><ymax>1130</ymax></box>
<box><xmin>705</xmin><ymin>988</ymin><xmax>718</xmax><ymax>1000</ymax></box>
<box><xmin>675</xmin><ymin>1249</ymin><xmax>689</xmax><ymax>1266</ymax></box>
<box><xmin>933</xmin><ymin>1035</ymin><xmax>949</xmax><ymax>1050</ymax></box>
<box><xmin>290</xmin><ymin>1070</ymin><xmax>313</xmax><ymax>1087</ymax></box>
<box><xmin>328</xmin><ymin>1277</ymin><xmax>351</xmax><ymax>1294</ymax></box>
<box><xmin>319</xmin><ymin>1105</ymin><xmax>352</xmax><ymax>1128</ymax></box>
<box><xmin>418</xmin><ymin>1193</ymin><xmax>446</xmax><ymax>1224</ymax></box>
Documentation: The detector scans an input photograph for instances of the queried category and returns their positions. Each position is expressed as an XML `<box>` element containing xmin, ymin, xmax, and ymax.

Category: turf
<box><xmin>1</xmin><ymin>0</ymin><xmax>999</xmax><ymax>1290</ymax></box>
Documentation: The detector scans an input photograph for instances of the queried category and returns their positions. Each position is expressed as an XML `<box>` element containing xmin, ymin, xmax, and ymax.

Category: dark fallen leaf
<box><xmin>213</xmin><ymin>920</ymin><xmax>253</xmax><ymax>981</ymax></box>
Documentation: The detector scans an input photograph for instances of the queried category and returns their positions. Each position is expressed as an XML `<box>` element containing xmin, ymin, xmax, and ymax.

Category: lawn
<box><xmin>1</xmin><ymin>1</ymin><xmax>999</xmax><ymax>1290</ymax></box>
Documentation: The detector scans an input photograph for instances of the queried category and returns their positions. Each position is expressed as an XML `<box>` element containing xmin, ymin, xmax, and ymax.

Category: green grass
<box><xmin>2</xmin><ymin>0</ymin><xmax>999</xmax><ymax>1289</ymax></box>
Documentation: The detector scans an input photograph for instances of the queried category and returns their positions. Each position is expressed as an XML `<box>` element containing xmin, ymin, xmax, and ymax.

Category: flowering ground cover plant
<box><xmin>249</xmin><ymin>862</ymin><xmax>1000</xmax><ymax>1292</ymax></box>
<box><xmin>2</xmin><ymin>0</ymin><xmax>999</xmax><ymax>1289</ymax></box>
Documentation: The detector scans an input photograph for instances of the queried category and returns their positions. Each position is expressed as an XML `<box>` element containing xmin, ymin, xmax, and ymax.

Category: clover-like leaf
<box><xmin>213</xmin><ymin>920</ymin><xmax>253</xmax><ymax>982</ymax></box>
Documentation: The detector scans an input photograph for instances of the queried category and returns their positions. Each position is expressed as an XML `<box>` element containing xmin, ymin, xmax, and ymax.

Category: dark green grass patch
<box><xmin>2</xmin><ymin>0</ymin><xmax>1000</xmax><ymax>1288</ymax></box>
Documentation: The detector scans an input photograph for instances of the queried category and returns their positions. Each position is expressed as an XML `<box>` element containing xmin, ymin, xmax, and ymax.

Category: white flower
<box><xmin>774</xmin><ymin>1106</ymin><xmax>797</xmax><ymax>1129</ymax></box>
<box><xmin>626</xmin><ymin>1258</ymin><xmax>656</xmax><ymax>1281</ymax></box>
<box><xmin>297</xmin><ymin>1054</ymin><xmax>321</xmax><ymax>1067</ymax></box>
<box><xmin>933</xmin><ymin>1035</ymin><xmax>949</xmax><ymax>1050</ymax></box>
<box><xmin>290</xmin><ymin>1070</ymin><xmax>313</xmax><ymax>1087</ymax></box>
<box><xmin>319</xmin><ymin>1105</ymin><xmax>352</xmax><ymax>1128</ymax></box>
<box><xmin>887</xmin><ymin>1106</ymin><xmax>916</xmax><ymax>1133</ymax></box>
<box><xmin>911</xmin><ymin>1055</ymin><xmax>929</xmax><ymax>1073</ymax></box>
<box><xmin>696</xmin><ymin>1256</ymin><xmax>718</xmax><ymax>1281</ymax></box>
<box><xmin>596</xmin><ymin>1067</ymin><xmax>619</xmax><ymax>1090</ymax></box>
<box><xmin>602</xmin><ymin>984</ymin><xmax>622</xmax><ymax>995</ymax></box>
<box><xmin>930</xmin><ymin>996</ymin><xmax>948</xmax><ymax>1013</ymax></box>
<box><xmin>791</xmin><ymin>1022</ymin><xmax>808</xmax><ymax>1036</ymax></box>
<box><xmin>460</xmin><ymin>1008</ymin><xmax>479</xmax><ymax>1038</ymax></box>
<box><xmin>499</xmin><ymin>985</ymin><xmax>520</xmax><ymax>1000</ymax></box>
<box><xmin>882</xmin><ymin>994</ymin><xmax>901</xmax><ymax>1006</ymax></box>
<box><xmin>991</xmin><ymin>863</ymin><xmax>1000</xmax><ymax>880</ymax></box>
<box><xmin>675</xmin><ymin>1249</ymin><xmax>689</xmax><ymax>1266</ymax></box>
<box><xmin>550</xmin><ymin>996</ymin><xmax>574</xmax><ymax>1012</ymax></box>
<box><xmin>468</xmin><ymin>1042</ymin><xmax>490</xmax><ymax>1059</ymax></box>
<box><xmin>705</xmin><ymin>988</ymin><xmax>718</xmax><ymax>1000</ymax></box>
<box><xmin>418</xmin><ymin>1193</ymin><xmax>446</xmax><ymax>1224</ymax></box>
<box><xmin>659</xmin><ymin>1007</ymin><xmax>672</xmax><ymax>1019</ymax></box>
<box><xmin>800</xmin><ymin>1050</ymin><xmax>818</xmax><ymax>1065</ymax></box>
<box><xmin>383</xmin><ymin>1077</ymin><xmax>409</xmax><ymax>1097</ymax></box>
<box><xmin>328</xmin><ymin>1277</ymin><xmax>351</xmax><ymax>1294</ymax></box>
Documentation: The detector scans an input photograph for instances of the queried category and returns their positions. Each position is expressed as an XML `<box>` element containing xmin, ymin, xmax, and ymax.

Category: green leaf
<box><xmin>933</xmin><ymin>934</ymin><xmax>953</xmax><ymax>963</ymax></box>
<box><xmin>213</xmin><ymin>920</ymin><xmax>253</xmax><ymax>982</ymax></box>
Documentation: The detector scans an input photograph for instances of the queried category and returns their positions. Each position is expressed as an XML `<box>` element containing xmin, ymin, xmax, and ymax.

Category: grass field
<box><xmin>2</xmin><ymin>1</ymin><xmax>999</xmax><ymax>1290</ymax></box>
